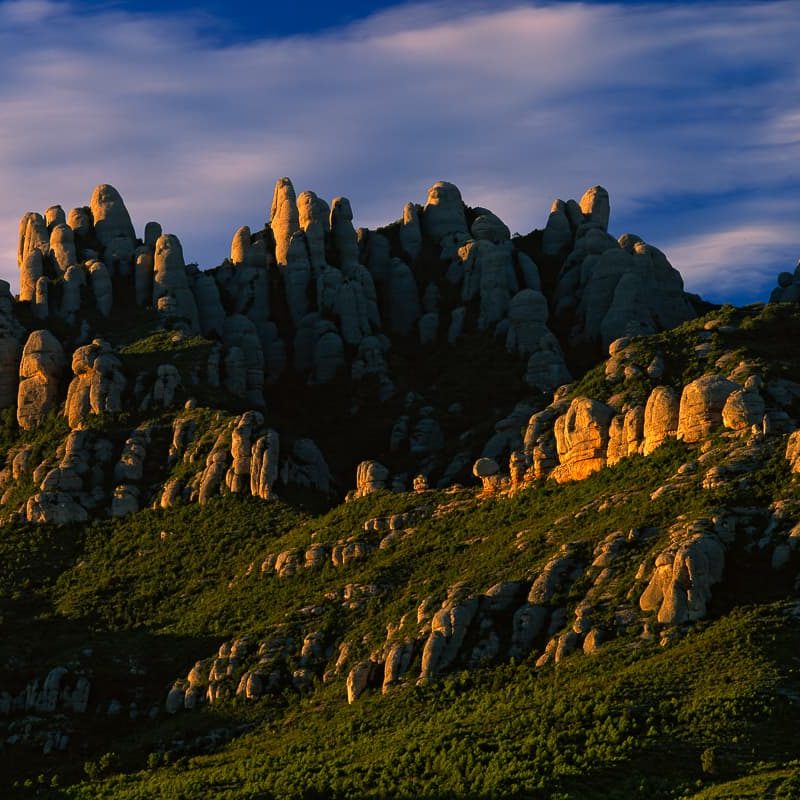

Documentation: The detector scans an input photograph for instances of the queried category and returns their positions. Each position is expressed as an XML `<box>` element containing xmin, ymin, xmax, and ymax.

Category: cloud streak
<box><xmin>0</xmin><ymin>0</ymin><xmax>797</xmax><ymax>304</ymax></box>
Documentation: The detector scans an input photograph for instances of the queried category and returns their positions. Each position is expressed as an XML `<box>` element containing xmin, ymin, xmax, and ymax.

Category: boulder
<box><xmin>677</xmin><ymin>375</ymin><xmax>738</xmax><ymax>443</ymax></box>
<box><xmin>471</xmin><ymin>209</ymin><xmax>510</xmax><ymax>242</ymax></box>
<box><xmin>110</xmin><ymin>484</ymin><xmax>140</xmax><ymax>517</ymax></box>
<box><xmin>149</xmin><ymin>364</ymin><xmax>182</xmax><ymax>409</ymax></box>
<box><xmin>144</xmin><ymin>221</ymin><xmax>162</xmax><ymax>249</ymax></box>
<box><xmin>297</xmin><ymin>190</ymin><xmax>330</xmax><ymax>272</ymax></box>
<box><xmin>17</xmin><ymin>330</ymin><xmax>66</xmax><ymax>429</ymax></box>
<box><xmin>525</xmin><ymin>339</ymin><xmax>573</xmax><ymax>394</ymax></box>
<box><xmin>459</xmin><ymin>239</ymin><xmax>514</xmax><ymax>329</ymax></box>
<box><xmin>49</xmin><ymin>223</ymin><xmax>77</xmax><ymax>273</ymax></box>
<box><xmin>786</xmin><ymin>431</ymin><xmax>800</xmax><ymax>473</ymax></box>
<box><xmin>606</xmin><ymin>406</ymin><xmax>644</xmax><ymax>465</ymax></box>
<box><xmin>422</xmin><ymin>181</ymin><xmax>469</xmax><ymax>245</ymax></box>
<box><xmin>45</xmin><ymin>205</ymin><xmax>66</xmax><ymax>229</ymax></box>
<box><xmin>32</xmin><ymin>276</ymin><xmax>49</xmax><ymax>320</ymax></box>
<box><xmin>87</xmin><ymin>261</ymin><xmax>113</xmax><ymax>316</ymax></box>
<box><xmin>643</xmin><ymin>385</ymin><xmax>680</xmax><ymax>455</ymax></box>
<box><xmin>198</xmin><ymin>429</ymin><xmax>231</xmax><ymax>506</ymax></box>
<box><xmin>250</xmin><ymin>428</ymin><xmax>280</xmax><ymax>500</ymax></box>
<box><xmin>193</xmin><ymin>273</ymin><xmax>226</xmax><ymax>338</ymax></box>
<box><xmin>90</xmin><ymin>184</ymin><xmax>136</xmax><ymax>274</ymax></box>
<box><xmin>639</xmin><ymin>522</ymin><xmax>726</xmax><ymax>625</ymax></box>
<box><xmin>579</xmin><ymin>185</ymin><xmax>610</xmax><ymax>230</ymax></box>
<box><xmin>383</xmin><ymin>642</ymin><xmax>415</xmax><ymax>692</ymax></box>
<box><xmin>20</xmin><ymin>250</ymin><xmax>44</xmax><ymax>302</ymax></box>
<box><xmin>114</xmin><ymin>429</ymin><xmax>149</xmax><ymax>482</ymax></box>
<box><xmin>505</xmin><ymin>289</ymin><xmax>556</xmax><ymax>358</ymax></box>
<box><xmin>347</xmin><ymin>662</ymin><xmax>375</xmax><ymax>704</ymax></box>
<box><xmin>270</xmin><ymin>177</ymin><xmax>299</xmax><ymax>266</ymax></box>
<box><xmin>419</xmin><ymin>595</ymin><xmax>479</xmax><ymax>682</ymax></box>
<box><xmin>222</xmin><ymin>315</ymin><xmax>264</xmax><ymax>406</ymax></box>
<box><xmin>330</xmin><ymin>196</ymin><xmax>360</xmax><ymax>267</ymax></box>
<box><xmin>152</xmin><ymin>234</ymin><xmax>200</xmax><ymax>334</ymax></box>
<box><xmin>134</xmin><ymin>247</ymin><xmax>154</xmax><ymax>306</ymax></box>
<box><xmin>355</xmin><ymin>460</ymin><xmax>389</xmax><ymax>497</ymax></box>
<box><xmin>67</xmin><ymin>207</ymin><xmax>92</xmax><ymax>238</ymax></box>
<box><xmin>473</xmin><ymin>457</ymin><xmax>501</xmax><ymax>494</ymax></box>
<box><xmin>58</xmin><ymin>265</ymin><xmax>85</xmax><ymax>323</ymax></box>
<box><xmin>64</xmin><ymin>339</ymin><xmax>126</xmax><ymax>429</ymax></box>
<box><xmin>722</xmin><ymin>386</ymin><xmax>765</xmax><ymax>431</ymax></box>
<box><xmin>553</xmin><ymin>231</ymin><xmax>695</xmax><ymax>354</ymax></box>
<box><xmin>542</xmin><ymin>199</ymin><xmax>574</xmax><ymax>257</ymax></box>
<box><xmin>551</xmin><ymin>397</ymin><xmax>614</xmax><ymax>482</ymax></box>
<box><xmin>18</xmin><ymin>212</ymin><xmax>50</xmax><ymax>267</ymax></box>
<box><xmin>399</xmin><ymin>202</ymin><xmax>422</xmax><ymax>261</ymax></box>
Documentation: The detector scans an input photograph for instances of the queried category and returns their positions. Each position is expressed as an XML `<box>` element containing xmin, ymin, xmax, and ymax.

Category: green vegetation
<box><xmin>1</xmin><ymin>431</ymin><xmax>798</xmax><ymax>798</ymax></box>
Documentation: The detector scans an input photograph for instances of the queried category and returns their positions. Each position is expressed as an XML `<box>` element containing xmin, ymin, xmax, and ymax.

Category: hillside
<box><xmin>0</xmin><ymin>179</ymin><xmax>798</xmax><ymax>799</ymax></box>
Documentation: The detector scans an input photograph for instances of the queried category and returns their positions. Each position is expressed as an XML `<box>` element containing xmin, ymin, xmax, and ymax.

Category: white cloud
<box><xmin>0</xmin><ymin>0</ymin><xmax>797</xmax><ymax>302</ymax></box>
<box><xmin>666</xmin><ymin>222</ymin><xmax>798</xmax><ymax>303</ymax></box>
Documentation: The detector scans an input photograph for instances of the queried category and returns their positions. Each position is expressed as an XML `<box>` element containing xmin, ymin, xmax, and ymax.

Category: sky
<box><xmin>0</xmin><ymin>0</ymin><xmax>798</xmax><ymax>305</ymax></box>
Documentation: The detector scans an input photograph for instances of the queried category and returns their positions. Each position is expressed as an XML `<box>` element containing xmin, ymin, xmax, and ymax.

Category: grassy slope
<box><xmin>2</xmin><ymin>435</ymin><xmax>799</xmax><ymax>798</ymax></box>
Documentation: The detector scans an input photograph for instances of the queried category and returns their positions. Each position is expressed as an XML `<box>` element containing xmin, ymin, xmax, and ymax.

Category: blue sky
<box><xmin>0</xmin><ymin>0</ymin><xmax>797</xmax><ymax>305</ymax></box>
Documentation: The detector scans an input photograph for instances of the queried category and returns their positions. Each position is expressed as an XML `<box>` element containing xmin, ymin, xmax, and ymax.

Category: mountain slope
<box><xmin>0</xmin><ymin>180</ymin><xmax>799</xmax><ymax>799</ymax></box>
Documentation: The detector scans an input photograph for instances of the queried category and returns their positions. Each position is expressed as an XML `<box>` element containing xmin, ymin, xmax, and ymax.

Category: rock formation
<box><xmin>17</xmin><ymin>330</ymin><xmax>66</xmax><ymax>429</ymax></box>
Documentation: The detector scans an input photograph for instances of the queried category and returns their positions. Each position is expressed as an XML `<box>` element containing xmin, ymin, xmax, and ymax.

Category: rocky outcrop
<box><xmin>579</xmin><ymin>186</ymin><xmax>610</xmax><ymax>230</ymax></box>
<box><xmin>419</xmin><ymin>592</ymin><xmax>479</xmax><ymax>683</ymax></box>
<box><xmin>473</xmin><ymin>457</ymin><xmax>501</xmax><ymax>494</ymax></box>
<box><xmin>643</xmin><ymin>385</ymin><xmax>681</xmax><ymax>455</ymax></box>
<box><xmin>606</xmin><ymin>405</ymin><xmax>644</xmax><ymax>465</ymax></box>
<box><xmin>297</xmin><ymin>190</ymin><xmax>329</xmax><ymax>272</ymax></box>
<box><xmin>0</xmin><ymin>281</ymin><xmax>23</xmax><ymax>409</ymax></box>
<box><xmin>22</xmin><ymin>431</ymin><xmax>112</xmax><ymax>524</ymax></box>
<box><xmin>786</xmin><ymin>430</ymin><xmax>800</xmax><ymax>473</ymax></box>
<box><xmin>270</xmin><ymin>177</ymin><xmax>299</xmax><ymax>267</ymax></box>
<box><xmin>19</xmin><ymin>250</ymin><xmax>44</xmax><ymax>303</ymax></box>
<box><xmin>49</xmin><ymin>223</ymin><xmax>76</xmax><ymax>273</ymax></box>
<box><xmin>552</xmin><ymin>211</ymin><xmax>696</xmax><ymax>353</ymax></box>
<box><xmin>354</xmin><ymin>461</ymin><xmax>389</xmax><ymax>498</ymax></box>
<box><xmin>551</xmin><ymin>397</ymin><xmax>614</xmax><ymax>483</ymax></box>
<box><xmin>64</xmin><ymin>339</ymin><xmax>126</xmax><ymax>429</ymax></box>
<box><xmin>18</xmin><ymin>212</ymin><xmax>50</xmax><ymax>268</ymax></box>
<box><xmin>90</xmin><ymin>184</ymin><xmax>136</xmax><ymax>275</ymax></box>
<box><xmin>17</xmin><ymin>330</ymin><xmax>66</xmax><ymax>429</ymax></box>
<box><xmin>422</xmin><ymin>181</ymin><xmax>468</xmax><ymax>247</ymax></box>
<box><xmin>152</xmin><ymin>234</ymin><xmax>200</xmax><ymax>334</ymax></box>
<box><xmin>226</xmin><ymin>411</ymin><xmax>265</xmax><ymax>494</ymax></box>
<box><xmin>251</xmin><ymin>428</ymin><xmax>280</xmax><ymax>500</ymax></box>
<box><xmin>639</xmin><ymin>519</ymin><xmax>731</xmax><ymax>625</ymax></box>
<box><xmin>87</xmin><ymin>260</ymin><xmax>113</xmax><ymax>316</ymax></box>
<box><xmin>677</xmin><ymin>375</ymin><xmax>738</xmax><ymax>443</ymax></box>
<box><xmin>722</xmin><ymin>376</ymin><xmax>765</xmax><ymax>431</ymax></box>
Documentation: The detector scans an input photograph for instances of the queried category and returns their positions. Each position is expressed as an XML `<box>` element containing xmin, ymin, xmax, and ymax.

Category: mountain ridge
<box><xmin>1</xmin><ymin>177</ymin><xmax>799</xmax><ymax>799</ymax></box>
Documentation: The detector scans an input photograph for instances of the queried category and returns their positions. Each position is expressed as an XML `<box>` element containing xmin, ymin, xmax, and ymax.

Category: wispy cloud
<box><xmin>0</xmin><ymin>0</ymin><xmax>797</xmax><ymax>303</ymax></box>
